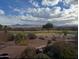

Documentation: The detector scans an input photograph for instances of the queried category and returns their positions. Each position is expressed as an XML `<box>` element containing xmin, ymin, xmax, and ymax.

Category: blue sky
<box><xmin>0</xmin><ymin>0</ymin><xmax>78</xmax><ymax>26</ymax></box>
<box><xmin>0</xmin><ymin>0</ymin><xmax>70</xmax><ymax>15</ymax></box>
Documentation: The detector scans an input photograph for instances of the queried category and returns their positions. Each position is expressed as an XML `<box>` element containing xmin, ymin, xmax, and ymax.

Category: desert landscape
<box><xmin>0</xmin><ymin>0</ymin><xmax>78</xmax><ymax>59</ymax></box>
<box><xmin>0</xmin><ymin>24</ymin><xmax>78</xmax><ymax>59</ymax></box>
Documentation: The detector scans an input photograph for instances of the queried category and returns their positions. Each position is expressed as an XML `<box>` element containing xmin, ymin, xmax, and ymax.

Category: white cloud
<box><xmin>42</xmin><ymin>0</ymin><xmax>59</xmax><ymax>6</ymax></box>
<box><xmin>0</xmin><ymin>16</ymin><xmax>22</xmax><ymax>25</ymax></box>
<box><xmin>25</xmin><ymin>7</ymin><xmax>51</xmax><ymax>18</ymax></box>
<box><xmin>14</xmin><ymin>8</ymin><xmax>20</xmax><ymax>12</ymax></box>
<box><xmin>21</xmin><ymin>15</ymin><xmax>39</xmax><ymax>21</ymax></box>
<box><xmin>32</xmin><ymin>1</ymin><xmax>39</xmax><ymax>7</ymax></box>
<box><xmin>0</xmin><ymin>0</ymin><xmax>77</xmax><ymax>26</ymax></box>
<box><xmin>29</xmin><ymin>0</ymin><xmax>39</xmax><ymax>7</ymax></box>
<box><xmin>0</xmin><ymin>9</ymin><xmax>5</xmax><ymax>15</ymax></box>
<box><xmin>64</xmin><ymin>0</ymin><xmax>78</xmax><ymax>5</ymax></box>
<box><xmin>12</xmin><ymin>2</ymin><xmax>77</xmax><ymax>26</ymax></box>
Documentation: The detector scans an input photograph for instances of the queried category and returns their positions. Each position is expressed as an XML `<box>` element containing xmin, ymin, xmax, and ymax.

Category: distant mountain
<box><xmin>8</xmin><ymin>23</ymin><xmax>78</xmax><ymax>29</ymax></box>
<box><xmin>9</xmin><ymin>24</ymin><xmax>42</xmax><ymax>28</ymax></box>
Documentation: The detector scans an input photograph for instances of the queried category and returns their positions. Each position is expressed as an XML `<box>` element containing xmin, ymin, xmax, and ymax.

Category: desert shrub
<box><xmin>27</xmin><ymin>33</ymin><xmax>37</xmax><ymax>39</ymax></box>
<box><xmin>51</xmin><ymin>36</ymin><xmax>56</xmax><ymax>41</ymax></box>
<box><xmin>36</xmin><ymin>49</ymin><xmax>43</xmax><ymax>54</ymax></box>
<box><xmin>20</xmin><ymin>47</ymin><xmax>36</xmax><ymax>59</ymax></box>
<box><xmin>15</xmin><ymin>33</ymin><xmax>25</xmax><ymax>44</ymax></box>
<box><xmin>18</xmin><ymin>39</ymin><xmax>28</xmax><ymax>46</ymax></box>
<box><xmin>38</xmin><ymin>36</ymin><xmax>45</xmax><ymax>40</ymax></box>
<box><xmin>34</xmin><ymin>53</ymin><xmax>50</xmax><ymax>59</ymax></box>
<box><xmin>47</xmin><ymin>40</ymin><xmax>52</xmax><ymax>45</ymax></box>
<box><xmin>43</xmin><ymin>41</ymin><xmax>77</xmax><ymax>59</ymax></box>
<box><xmin>62</xmin><ymin>30</ymin><xmax>68</xmax><ymax>36</ymax></box>
<box><xmin>7</xmin><ymin>33</ymin><xmax>15</xmax><ymax>41</ymax></box>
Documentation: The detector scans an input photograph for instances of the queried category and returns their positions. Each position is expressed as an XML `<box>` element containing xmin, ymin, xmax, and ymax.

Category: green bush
<box><xmin>44</xmin><ymin>41</ymin><xmax>77</xmax><ymax>59</ymax></box>
<box><xmin>21</xmin><ymin>47</ymin><xmax>36</xmax><ymax>59</ymax></box>
<box><xmin>15</xmin><ymin>33</ymin><xmax>25</xmax><ymax>44</ymax></box>
<box><xmin>62</xmin><ymin>30</ymin><xmax>68</xmax><ymax>36</ymax></box>
<box><xmin>7</xmin><ymin>33</ymin><xmax>15</xmax><ymax>41</ymax></box>
<box><xmin>34</xmin><ymin>53</ymin><xmax>50</xmax><ymax>59</ymax></box>
<box><xmin>47</xmin><ymin>40</ymin><xmax>52</xmax><ymax>45</ymax></box>
<box><xmin>51</xmin><ymin>36</ymin><xmax>56</xmax><ymax>41</ymax></box>
<box><xmin>27</xmin><ymin>33</ymin><xmax>37</xmax><ymax>39</ymax></box>
<box><xmin>38</xmin><ymin>36</ymin><xmax>45</xmax><ymax>40</ymax></box>
<box><xmin>0</xmin><ymin>24</ymin><xmax>3</xmax><ymax>29</ymax></box>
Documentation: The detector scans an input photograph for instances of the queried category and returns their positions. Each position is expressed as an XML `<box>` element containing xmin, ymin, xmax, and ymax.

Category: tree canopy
<box><xmin>42</xmin><ymin>23</ymin><xmax>53</xmax><ymax>30</ymax></box>
<box><xmin>0</xmin><ymin>24</ymin><xmax>3</xmax><ymax>29</ymax></box>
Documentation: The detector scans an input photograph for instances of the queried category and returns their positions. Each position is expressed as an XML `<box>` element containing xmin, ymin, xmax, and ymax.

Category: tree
<box><xmin>0</xmin><ymin>24</ymin><xmax>3</xmax><ymax>29</ymax></box>
<box><xmin>42</xmin><ymin>23</ymin><xmax>53</xmax><ymax>30</ymax></box>
<box><xmin>34</xmin><ymin>53</ymin><xmax>50</xmax><ymax>59</ymax></box>
<box><xmin>3</xmin><ymin>25</ymin><xmax>8</xmax><ymax>33</ymax></box>
<box><xmin>3</xmin><ymin>25</ymin><xmax>9</xmax><ymax>41</ymax></box>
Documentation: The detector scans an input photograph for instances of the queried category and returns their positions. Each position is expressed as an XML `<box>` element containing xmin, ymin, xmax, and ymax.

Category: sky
<box><xmin>0</xmin><ymin>0</ymin><xmax>78</xmax><ymax>26</ymax></box>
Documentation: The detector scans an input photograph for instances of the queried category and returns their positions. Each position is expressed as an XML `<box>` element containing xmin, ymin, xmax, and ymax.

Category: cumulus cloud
<box><xmin>0</xmin><ymin>9</ymin><xmax>5</xmax><ymax>15</ymax></box>
<box><xmin>64</xmin><ymin>0</ymin><xmax>78</xmax><ymax>5</ymax></box>
<box><xmin>0</xmin><ymin>16</ymin><xmax>22</xmax><ymax>25</ymax></box>
<box><xmin>0</xmin><ymin>0</ymin><xmax>77</xmax><ymax>26</ymax></box>
<box><xmin>42</xmin><ymin>0</ymin><xmax>59</xmax><ymax>6</ymax></box>
<box><xmin>12</xmin><ymin>2</ymin><xmax>77</xmax><ymax>26</ymax></box>
<box><xmin>31</xmin><ymin>1</ymin><xmax>39</xmax><ymax>7</ymax></box>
